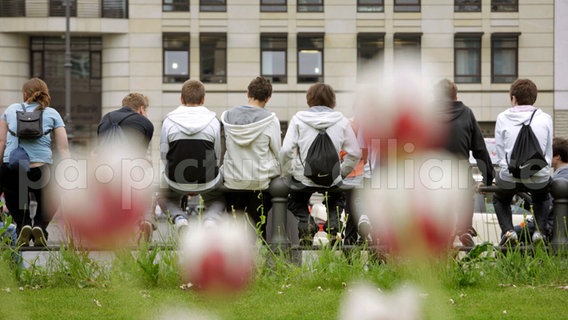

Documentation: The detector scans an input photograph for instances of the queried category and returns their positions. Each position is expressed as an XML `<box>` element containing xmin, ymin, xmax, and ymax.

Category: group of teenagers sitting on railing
<box><xmin>1</xmin><ymin>77</ymin><xmax>568</xmax><ymax>250</ymax></box>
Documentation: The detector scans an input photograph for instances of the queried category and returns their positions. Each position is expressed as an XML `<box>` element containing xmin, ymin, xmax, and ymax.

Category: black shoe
<box><xmin>458</xmin><ymin>233</ymin><xmax>475</xmax><ymax>247</ymax></box>
<box><xmin>17</xmin><ymin>225</ymin><xmax>32</xmax><ymax>247</ymax></box>
<box><xmin>32</xmin><ymin>226</ymin><xmax>47</xmax><ymax>247</ymax></box>
<box><xmin>499</xmin><ymin>230</ymin><xmax>518</xmax><ymax>247</ymax></box>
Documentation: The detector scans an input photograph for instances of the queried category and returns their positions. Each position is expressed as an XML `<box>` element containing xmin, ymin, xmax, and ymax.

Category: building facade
<box><xmin>0</xmin><ymin>0</ymin><xmax>565</xmax><ymax>157</ymax></box>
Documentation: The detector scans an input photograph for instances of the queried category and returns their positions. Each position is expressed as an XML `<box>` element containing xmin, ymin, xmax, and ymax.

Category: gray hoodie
<box><xmin>280</xmin><ymin>106</ymin><xmax>361</xmax><ymax>187</ymax></box>
<box><xmin>221</xmin><ymin>106</ymin><xmax>282</xmax><ymax>190</ymax></box>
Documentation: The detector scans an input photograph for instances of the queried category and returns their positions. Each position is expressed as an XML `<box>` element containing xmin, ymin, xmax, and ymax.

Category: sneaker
<box><xmin>138</xmin><ymin>220</ymin><xmax>154</xmax><ymax>243</ymax></box>
<box><xmin>499</xmin><ymin>230</ymin><xmax>518</xmax><ymax>247</ymax></box>
<box><xmin>458</xmin><ymin>232</ymin><xmax>476</xmax><ymax>247</ymax></box>
<box><xmin>357</xmin><ymin>215</ymin><xmax>372</xmax><ymax>241</ymax></box>
<box><xmin>174</xmin><ymin>216</ymin><xmax>189</xmax><ymax>234</ymax></box>
<box><xmin>16</xmin><ymin>225</ymin><xmax>32</xmax><ymax>247</ymax></box>
<box><xmin>32</xmin><ymin>226</ymin><xmax>47</xmax><ymax>247</ymax></box>
<box><xmin>532</xmin><ymin>231</ymin><xmax>544</xmax><ymax>244</ymax></box>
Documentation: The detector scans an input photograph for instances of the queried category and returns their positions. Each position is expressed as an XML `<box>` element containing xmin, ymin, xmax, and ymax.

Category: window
<box><xmin>261</xmin><ymin>0</ymin><xmax>287</xmax><ymax>12</ymax></box>
<box><xmin>455</xmin><ymin>0</ymin><xmax>481</xmax><ymax>12</ymax></box>
<box><xmin>30</xmin><ymin>37</ymin><xmax>102</xmax><ymax>141</ymax></box>
<box><xmin>357</xmin><ymin>0</ymin><xmax>383</xmax><ymax>12</ymax></box>
<box><xmin>297</xmin><ymin>0</ymin><xmax>323</xmax><ymax>12</ymax></box>
<box><xmin>394</xmin><ymin>0</ymin><xmax>420</xmax><ymax>12</ymax></box>
<box><xmin>261</xmin><ymin>33</ymin><xmax>288</xmax><ymax>84</ymax></box>
<box><xmin>491</xmin><ymin>33</ymin><xmax>519</xmax><ymax>83</ymax></box>
<box><xmin>163</xmin><ymin>0</ymin><xmax>189</xmax><ymax>12</ymax></box>
<box><xmin>357</xmin><ymin>33</ymin><xmax>385</xmax><ymax>80</ymax></box>
<box><xmin>0</xmin><ymin>0</ymin><xmax>25</xmax><ymax>17</ymax></box>
<box><xmin>102</xmin><ymin>0</ymin><xmax>128</xmax><ymax>18</ymax></box>
<box><xmin>297</xmin><ymin>33</ymin><xmax>324</xmax><ymax>83</ymax></box>
<box><xmin>491</xmin><ymin>0</ymin><xmax>518</xmax><ymax>12</ymax></box>
<box><xmin>49</xmin><ymin>0</ymin><xmax>77</xmax><ymax>17</ymax></box>
<box><xmin>454</xmin><ymin>33</ymin><xmax>482</xmax><ymax>83</ymax></box>
<box><xmin>163</xmin><ymin>33</ymin><xmax>190</xmax><ymax>83</ymax></box>
<box><xmin>200</xmin><ymin>0</ymin><xmax>226</xmax><ymax>12</ymax></box>
<box><xmin>393</xmin><ymin>33</ymin><xmax>421</xmax><ymax>71</ymax></box>
<box><xmin>200</xmin><ymin>33</ymin><xmax>227</xmax><ymax>84</ymax></box>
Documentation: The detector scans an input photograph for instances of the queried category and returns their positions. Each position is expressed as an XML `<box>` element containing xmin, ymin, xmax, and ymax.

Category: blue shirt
<box><xmin>2</xmin><ymin>102</ymin><xmax>65</xmax><ymax>164</ymax></box>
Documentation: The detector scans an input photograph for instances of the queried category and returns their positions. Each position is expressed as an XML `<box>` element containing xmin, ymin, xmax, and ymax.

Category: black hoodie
<box><xmin>441</xmin><ymin>100</ymin><xmax>494</xmax><ymax>185</ymax></box>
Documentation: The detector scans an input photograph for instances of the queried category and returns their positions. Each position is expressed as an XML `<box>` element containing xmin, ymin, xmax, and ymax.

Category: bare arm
<box><xmin>0</xmin><ymin>119</ymin><xmax>7</xmax><ymax>161</ymax></box>
<box><xmin>53</xmin><ymin>126</ymin><xmax>70</xmax><ymax>160</ymax></box>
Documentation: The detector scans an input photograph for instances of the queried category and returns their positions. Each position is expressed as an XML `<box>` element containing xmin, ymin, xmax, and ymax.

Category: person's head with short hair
<box><xmin>247</xmin><ymin>76</ymin><xmax>272</xmax><ymax>103</ymax></box>
<box><xmin>22</xmin><ymin>77</ymin><xmax>51</xmax><ymax>110</ymax></box>
<box><xmin>553</xmin><ymin>137</ymin><xmax>568</xmax><ymax>169</ymax></box>
<box><xmin>306</xmin><ymin>83</ymin><xmax>336</xmax><ymax>109</ymax></box>
<box><xmin>122</xmin><ymin>93</ymin><xmax>149</xmax><ymax>114</ymax></box>
<box><xmin>510</xmin><ymin>78</ymin><xmax>538</xmax><ymax>106</ymax></box>
<box><xmin>181</xmin><ymin>79</ymin><xmax>205</xmax><ymax>106</ymax></box>
<box><xmin>435</xmin><ymin>79</ymin><xmax>458</xmax><ymax>101</ymax></box>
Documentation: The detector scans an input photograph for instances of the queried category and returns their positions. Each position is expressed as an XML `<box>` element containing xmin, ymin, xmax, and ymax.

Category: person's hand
<box><xmin>476</xmin><ymin>182</ymin><xmax>486</xmax><ymax>194</ymax></box>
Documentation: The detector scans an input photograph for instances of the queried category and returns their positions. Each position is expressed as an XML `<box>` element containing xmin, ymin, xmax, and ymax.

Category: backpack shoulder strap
<box><xmin>7</xmin><ymin>104</ymin><xmax>28</xmax><ymax>137</ymax></box>
<box><xmin>526</xmin><ymin>109</ymin><xmax>538</xmax><ymax>126</ymax></box>
<box><xmin>113</xmin><ymin>111</ymin><xmax>138</xmax><ymax>126</ymax></box>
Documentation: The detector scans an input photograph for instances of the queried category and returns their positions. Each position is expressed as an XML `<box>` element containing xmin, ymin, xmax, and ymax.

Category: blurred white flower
<box><xmin>338</xmin><ymin>283</ymin><xmax>422</xmax><ymax>320</ymax></box>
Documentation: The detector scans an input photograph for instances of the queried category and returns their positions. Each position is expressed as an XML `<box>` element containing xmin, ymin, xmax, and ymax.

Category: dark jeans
<box><xmin>493</xmin><ymin>175</ymin><xmax>551</xmax><ymax>237</ymax></box>
<box><xmin>158</xmin><ymin>187</ymin><xmax>226</xmax><ymax>224</ymax></box>
<box><xmin>0</xmin><ymin>164</ymin><xmax>55</xmax><ymax>239</ymax></box>
<box><xmin>287</xmin><ymin>186</ymin><xmax>345</xmax><ymax>239</ymax></box>
<box><xmin>225</xmin><ymin>190</ymin><xmax>272</xmax><ymax>239</ymax></box>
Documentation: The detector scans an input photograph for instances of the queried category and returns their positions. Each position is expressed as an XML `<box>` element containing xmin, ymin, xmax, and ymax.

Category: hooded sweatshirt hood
<box><xmin>499</xmin><ymin>105</ymin><xmax>539</xmax><ymax>125</ymax></box>
<box><xmin>165</xmin><ymin>106</ymin><xmax>217</xmax><ymax>135</ymax></box>
<box><xmin>294</xmin><ymin>106</ymin><xmax>344</xmax><ymax>130</ymax></box>
<box><xmin>440</xmin><ymin>100</ymin><xmax>467</xmax><ymax>123</ymax></box>
<box><xmin>221</xmin><ymin>106</ymin><xmax>276</xmax><ymax>147</ymax></box>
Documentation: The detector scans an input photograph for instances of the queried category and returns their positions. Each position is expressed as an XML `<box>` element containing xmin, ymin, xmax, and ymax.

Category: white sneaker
<box><xmin>174</xmin><ymin>216</ymin><xmax>189</xmax><ymax>233</ymax></box>
<box><xmin>532</xmin><ymin>231</ymin><xmax>544</xmax><ymax>244</ymax></box>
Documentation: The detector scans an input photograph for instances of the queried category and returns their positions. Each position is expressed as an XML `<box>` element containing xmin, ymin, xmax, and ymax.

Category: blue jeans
<box><xmin>0</xmin><ymin>222</ymin><xmax>17</xmax><ymax>247</ymax></box>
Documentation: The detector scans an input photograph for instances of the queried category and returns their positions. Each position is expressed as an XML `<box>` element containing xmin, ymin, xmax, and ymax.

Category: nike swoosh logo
<box><xmin>317</xmin><ymin>173</ymin><xmax>329</xmax><ymax>177</ymax></box>
<box><xmin>519</xmin><ymin>163</ymin><xmax>531</xmax><ymax>170</ymax></box>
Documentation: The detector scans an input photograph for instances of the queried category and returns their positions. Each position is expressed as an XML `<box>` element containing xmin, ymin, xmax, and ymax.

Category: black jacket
<box><xmin>441</xmin><ymin>100</ymin><xmax>494</xmax><ymax>185</ymax></box>
<box><xmin>97</xmin><ymin>107</ymin><xmax>154</xmax><ymax>154</ymax></box>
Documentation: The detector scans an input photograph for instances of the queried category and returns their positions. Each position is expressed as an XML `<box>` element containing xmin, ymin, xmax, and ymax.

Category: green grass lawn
<box><xmin>1</xmin><ymin>244</ymin><xmax>568</xmax><ymax>320</ymax></box>
<box><xmin>3</xmin><ymin>282</ymin><xmax>568</xmax><ymax>319</ymax></box>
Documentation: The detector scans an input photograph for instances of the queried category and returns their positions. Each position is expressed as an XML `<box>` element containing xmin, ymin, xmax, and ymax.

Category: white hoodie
<box><xmin>280</xmin><ymin>106</ymin><xmax>362</xmax><ymax>187</ymax></box>
<box><xmin>495</xmin><ymin>106</ymin><xmax>553</xmax><ymax>183</ymax></box>
<box><xmin>160</xmin><ymin>105</ymin><xmax>222</xmax><ymax>192</ymax></box>
<box><xmin>221</xmin><ymin>106</ymin><xmax>282</xmax><ymax>190</ymax></box>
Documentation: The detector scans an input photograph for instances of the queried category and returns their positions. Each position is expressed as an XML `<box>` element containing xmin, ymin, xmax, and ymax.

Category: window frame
<box><xmin>454</xmin><ymin>0</ymin><xmax>481</xmax><ymax>12</ymax></box>
<box><xmin>0</xmin><ymin>0</ymin><xmax>25</xmax><ymax>17</ymax></box>
<box><xmin>162</xmin><ymin>33</ymin><xmax>190</xmax><ymax>84</ymax></box>
<box><xmin>357</xmin><ymin>32</ymin><xmax>385</xmax><ymax>81</ymax></box>
<box><xmin>200</xmin><ymin>33</ymin><xmax>227</xmax><ymax>84</ymax></box>
<box><xmin>491</xmin><ymin>33</ymin><xmax>520</xmax><ymax>84</ymax></box>
<box><xmin>261</xmin><ymin>33</ymin><xmax>288</xmax><ymax>84</ymax></box>
<box><xmin>357</xmin><ymin>0</ymin><xmax>384</xmax><ymax>12</ymax></box>
<box><xmin>200</xmin><ymin>0</ymin><xmax>226</xmax><ymax>12</ymax></box>
<box><xmin>491</xmin><ymin>0</ymin><xmax>518</xmax><ymax>12</ymax></box>
<box><xmin>393</xmin><ymin>33</ymin><xmax>422</xmax><ymax>69</ymax></box>
<box><xmin>49</xmin><ymin>0</ymin><xmax>77</xmax><ymax>17</ymax></box>
<box><xmin>393</xmin><ymin>0</ymin><xmax>420</xmax><ymax>13</ymax></box>
<box><xmin>260</xmin><ymin>0</ymin><xmax>287</xmax><ymax>12</ymax></box>
<box><xmin>297</xmin><ymin>0</ymin><xmax>323</xmax><ymax>13</ymax></box>
<box><xmin>454</xmin><ymin>33</ymin><xmax>483</xmax><ymax>84</ymax></box>
<box><xmin>163</xmin><ymin>0</ymin><xmax>190</xmax><ymax>12</ymax></box>
<box><xmin>102</xmin><ymin>0</ymin><xmax>129</xmax><ymax>18</ymax></box>
<box><xmin>297</xmin><ymin>33</ymin><xmax>324</xmax><ymax>84</ymax></box>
